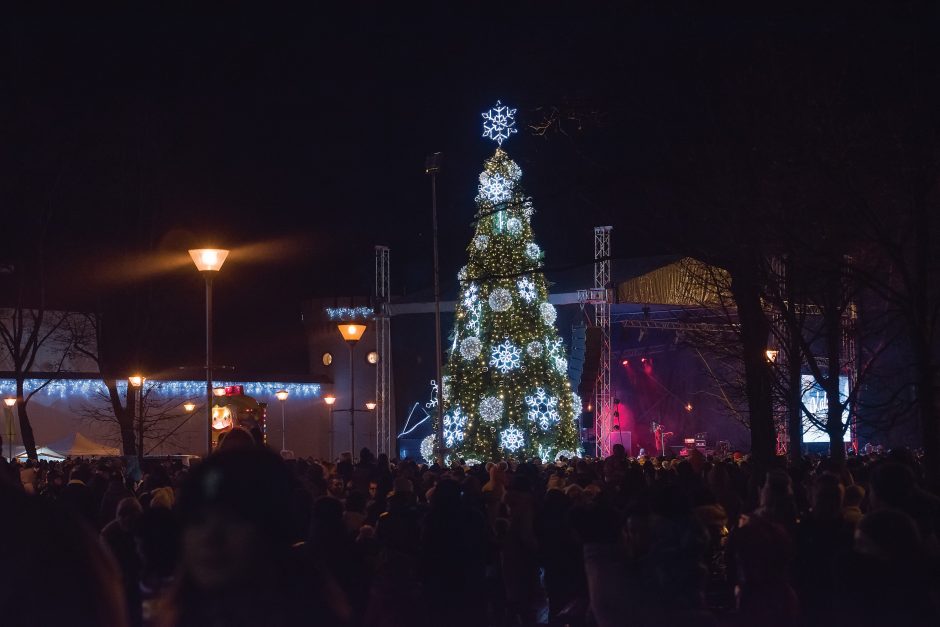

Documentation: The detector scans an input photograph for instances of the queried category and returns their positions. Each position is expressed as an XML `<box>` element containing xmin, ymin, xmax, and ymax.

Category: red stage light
<box><xmin>640</xmin><ymin>357</ymin><xmax>647</xmax><ymax>364</ymax></box>
<box><xmin>621</xmin><ymin>359</ymin><xmax>629</xmax><ymax>366</ymax></box>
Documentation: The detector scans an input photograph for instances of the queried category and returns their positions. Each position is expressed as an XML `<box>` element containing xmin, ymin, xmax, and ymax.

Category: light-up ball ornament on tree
<box><xmin>500</xmin><ymin>425</ymin><xmax>525</xmax><ymax>452</ymax></box>
<box><xmin>554</xmin><ymin>356</ymin><xmax>568</xmax><ymax>374</ymax></box>
<box><xmin>489</xmin><ymin>288</ymin><xmax>512</xmax><ymax>312</ymax></box>
<box><xmin>506</xmin><ymin>217</ymin><xmax>522</xmax><ymax>235</ymax></box>
<box><xmin>540</xmin><ymin>302</ymin><xmax>557</xmax><ymax>325</ymax></box>
<box><xmin>459</xmin><ymin>336</ymin><xmax>483</xmax><ymax>360</ymax></box>
<box><xmin>572</xmin><ymin>393</ymin><xmax>582</xmax><ymax>422</ymax></box>
<box><xmin>556</xmin><ymin>450</ymin><xmax>578</xmax><ymax>462</ymax></box>
<box><xmin>526</xmin><ymin>341</ymin><xmax>543</xmax><ymax>358</ymax></box>
<box><xmin>517</xmin><ymin>277</ymin><xmax>537</xmax><ymax>302</ymax></box>
<box><xmin>479</xmin><ymin>396</ymin><xmax>504</xmax><ymax>422</ymax></box>
<box><xmin>420</xmin><ymin>435</ymin><xmax>435</xmax><ymax>463</ymax></box>
<box><xmin>474</xmin><ymin>234</ymin><xmax>489</xmax><ymax>250</ymax></box>
<box><xmin>526</xmin><ymin>243</ymin><xmax>542</xmax><ymax>260</ymax></box>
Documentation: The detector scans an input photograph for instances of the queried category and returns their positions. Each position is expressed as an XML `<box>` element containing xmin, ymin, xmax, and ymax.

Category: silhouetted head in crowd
<box><xmin>869</xmin><ymin>462</ymin><xmax>916</xmax><ymax>510</ymax></box>
<box><xmin>0</xmin><ymin>488</ymin><xmax>127</xmax><ymax>626</ymax></box>
<box><xmin>854</xmin><ymin>508</ymin><xmax>922</xmax><ymax>562</ymax></box>
<box><xmin>216</xmin><ymin>427</ymin><xmax>255</xmax><ymax>452</ymax></box>
<box><xmin>70</xmin><ymin>463</ymin><xmax>92</xmax><ymax>483</ymax></box>
<box><xmin>176</xmin><ymin>448</ymin><xmax>294</xmax><ymax>593</ymax></box>
<box><xmin>116</xmin><ymin>496</ymin><xmax>142</xmax><ymax>531</ymax></box>
<box><xmin>811</xmin><ymin>472</ymin><xmax>844</xmax><ymax>520</ymax></box>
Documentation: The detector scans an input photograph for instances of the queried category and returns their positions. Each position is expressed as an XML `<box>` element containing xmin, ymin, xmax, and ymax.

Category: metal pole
<box><xmin>137</xmin><ymin>385</ymin><xmax>144</xmax><ymax>462</ymax></box>
<box><xmin>281</xmin><ymin>400</ymin><xmax>286</xmax><ymax>452</ymax></box>
<box><xmin>349</xmin><ymin>342</ymin><xmax>356</xmax><ymax>459</ymax></box>
<box><xmin>328</xmin><ymin>405</ymin><xmax>334</xmax><ymax>461</ymax></box>
<box><xmin>206</xmin><ymin>275</ymin><xmax>214</xmax><ymax>457</ymax></box>
<box><xmin>431</xmin><ymin>169</ymin><xmax>444</xmax><ymax>453</ymax></box>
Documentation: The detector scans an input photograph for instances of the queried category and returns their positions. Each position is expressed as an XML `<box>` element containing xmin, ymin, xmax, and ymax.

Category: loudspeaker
<box><xmin>579</xmin><ymin>327</ymin><xmax>602</xmax><ymax>397</ymax></box>
<box><xmin>568</xmin><ymin>324</ymin><xmax>587</xmax><ymax>387</ymax></box>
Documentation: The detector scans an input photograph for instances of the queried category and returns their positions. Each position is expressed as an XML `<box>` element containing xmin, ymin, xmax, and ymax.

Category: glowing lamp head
<box><xmin>189</xmin><ymin>248</ymin><xmax>230</xmax><ymax>272</ymax></box>
<box><xmin>765</xmin><ymin>349</ymin><xmax>779</xmax><ymax>363</ymax></box>
<box><xmin>275</xmin><ymin>389</ymin><xmax>289</xmax><ymax>402</ymax></box>
<box><xmin>324</xmin><ymin>395</ymin><xmax>337</xmax><ymax>406</ymax></box>
<box><xmin>3</xmin><ymin>397</ymin><xmax>16</xmax><ymax>407</ymax></box>
<box><xmin>183</xmin><ymin>402</ymin><xmax>196</xmax><ymax>412</ymax></box>
<box><xmin>128</xmin><ymin>375</ymin><xmax>144</xmax><ymax>388</ymax></box>
<box><xmin>212</xmin><ymin>387</ymin><xmax>227</xmax><ymax>397</ymax></box>
<box><xmin>621</xmin><ymin>359</ymin><xmax>629</xmax><ymax>367</ymax></box>
<box><xmin>365</xmin><ymin>401</ymin><xmax>377</xmax><ymax>411</ymax></box>
<box><xmin>337</xmin><ymin>323</ymin><xmax>367</xmax><ymax>343</ymax></box>
<box><xmin>685</xmin><ymin>402</ymin><xmax>693</xmax><ymax>413</ymax></box>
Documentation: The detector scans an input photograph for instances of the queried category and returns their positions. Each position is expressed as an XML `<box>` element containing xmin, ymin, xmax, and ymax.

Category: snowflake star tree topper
<box><xmin>482</xmin><ymin>100</ymin><xmax>518</xmax><ymax>147</ymax></box>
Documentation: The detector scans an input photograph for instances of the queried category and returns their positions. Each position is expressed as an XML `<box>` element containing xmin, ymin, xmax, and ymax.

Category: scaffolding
<box><xmin>593</xmin><ymin>226</ymin><xmax>612</xmax><ymax>457</ymax></box>
<box><xmin>374</xmin><ymin>246</ymin><xmax>393</xmax><ymax>455</ymax></box>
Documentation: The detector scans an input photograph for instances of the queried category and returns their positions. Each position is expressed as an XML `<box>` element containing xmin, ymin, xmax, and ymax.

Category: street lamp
<box><xmin>324</xmin><ymin>394</ymin><xmax>336</xmax><ymax>460</ymax></box>
<box><xmin>129</xmin><ymin>374</ymin><xmax>145</xmax><ymax>460</ymax></box>
<box><xmin>275</xmin><ymin>389</ymin><xmax>289</xmax><ymax>455</ymax></box>
<box><xmin>183</xmin><ymin>402</ymin><xmax>196</xmax><ymax>413</ymax></box>
<box><xmin>365</xmin><ymin>401</ymin><xmax>376</xmax><ymax>411</ymax></box>
<box><xmin>3</xmin><ymin>397</ymin><xmax>15</xmax><ymax>461</ymax></box>
<box><xmin>337</xmin><ymin>322</ymin><xmax>367</xmax><ymax>459</ymax></box>
<box><xmin>189</xmin><ymin>247</ymin><xmax>230</xmax><ymax>456</ymax></box>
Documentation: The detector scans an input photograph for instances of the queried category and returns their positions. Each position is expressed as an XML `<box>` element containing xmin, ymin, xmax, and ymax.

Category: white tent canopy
<box><xmin>14</xmin><ymin>432</ymin><xmax>119</xmax><ymax>460</ymax></box>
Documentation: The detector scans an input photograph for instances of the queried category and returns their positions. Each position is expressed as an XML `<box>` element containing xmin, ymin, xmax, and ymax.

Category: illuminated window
<box><xmin>322</xmin><ymin>352</ymin><xmax>333</xmax><ymax>366</ymax></box>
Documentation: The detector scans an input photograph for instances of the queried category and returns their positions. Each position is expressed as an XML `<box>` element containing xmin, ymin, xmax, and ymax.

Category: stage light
<box><xmin>685</xmin><ymin>402</ymin><xmax>693</xmax><ymax>412</ymax></box>
<box><xmin>586</xmin><ymin>403</ymin><xmax>593</xmax><ymax>412</ymax></box>
<box><xmin>621</xmin><ymin>359</ymin><xmax>629</xmax><ymax>366</ymax></box>
<box><xmin>640</xmin><ymin>357</ymin><xmax>647</xmax><ymax>364</ymax></box>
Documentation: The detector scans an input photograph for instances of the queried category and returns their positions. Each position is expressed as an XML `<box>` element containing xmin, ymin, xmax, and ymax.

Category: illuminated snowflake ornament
<box><xmin>506</xmin><ymin>217</ymin><xmax>522</xmax><ymax>235</ymax></box>
<box><xmin>526</xmin><ymin>340</ymin><xmax>543</xmax><ymax>358</ymax></box>
<box><xmin>420</xmin><ymin>435</ymin><xmax>435</xmax><ymax>463</ymax></box>
<box><xmin>522</xmin><ymin>198</ymin><xmax>535</xmax><ymax>218</ymax></box>
<box><xmin>463</xmin><ymin>283</ymin><xmax>479</xmax><ymax>309</ymax></box>
<box><xmin>571</xmin><ymin>393</ymin><xmax>582</xmax><ymax>422</ymax></box>
<box><xmin>458</xmin><ymin>266</ymin><xmax>469</xmax><ymax>281</ymax></box>
<box><xmin>490</xmin><ymin>339</ymin><xmax>522</xmax><ymax>373</ymax></box>
<box><xmin>443</xmin><ymin>407</ymin><xmax>468</xmax><ymax>448</ymax></box>
<box><xmin>482</xmin><ymin>100</ymin><xmax>518</xmax><ymax>147</ymax></box>
<box><xmin>526</xmin><ymin>243</ymin><xmax>542</xmax><ymax>260</ymax></box>
<box><xmin>474</xmin><ymin>234</ymin><xmax>489</xmax><ymax>250</ymax></box>
<box><xmin>500</xmin><ymin>425</ymin><xmax>525</xmax><ymax>452</ymax></box>
<box><xmin>540</xmin><ymin>302</ymin><xmax>557</xmax><ymax>325</ymax></box>
<box><xmin>460</xmin><ymin>336</ymin><xmax>483</xmax><ymax>360</ymax></box>
<box><xmin>489</xmin><ymin>288</ymin><xmax>512</xmax><ymax>312</ymax></box>
<box><xmin>526</xmin><ymin>387</ymin><xmax>560</xmax><ymax>430</ymax></box>
<box><xmin>479</xmin><ymin>396</ymin><xmax>504</xmax><ymax>422</ymax></box>
<box><xmin>554</xmin><ymin>355</ymin><xmax>568</xmax><ymax>374</ymax></box>
<box><xmin>478</xmin><ymin>171</ymin><xmax>513</xmax><ymax>204</ymax></box>
<box><xmin>517</xmin><ymin>277</ymin><xmax>536</xmax><ymax>302</ymax></box>
<box><xmin>537</xmin><ymin>445</ymin><xmax>555</xmax><ymax>463</ymax></box>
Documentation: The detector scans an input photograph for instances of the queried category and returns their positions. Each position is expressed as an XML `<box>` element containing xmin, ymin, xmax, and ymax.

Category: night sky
<box><xmin>3</xmin><ymin>6</ymin><xmax>934</xmax><ymax>375</ymax></box>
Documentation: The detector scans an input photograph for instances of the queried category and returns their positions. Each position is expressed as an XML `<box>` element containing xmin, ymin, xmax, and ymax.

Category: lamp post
<box><xmin>183</xmin><ymin>402</ymin><xmax>196</xmax><ymax>413</ymax></box>
<box><xmin>275</xmin><ymin>389</ymin><xmax>289</xmax><ymax>456</ymax></box>
<box><xmin>129</xmin><ymin>375</ymin><xmax>145</xmax><ymax>460</ymax></box>
<box><xmin>337</xmin><ymin>322</ymin><xmax>367</xmax><ymax>460</ymax></box>
<box><xmin>324</xmin><ymin>394</ymin><xmax>336</xmax><ymax>460</ymax></box>
<box><xmin>3</xmin><ymin>397</ymin><xmax>15</xmax><ymax>460</ymax></box>
<box><xmin>424</xmin><ymin>152</ymin><xmax>445</xmax><ymax>456</ymax></box>
<box><xmin>189</xmin><ymin>248</ymin><xmax>230</xmax><ymax>457</ymax></box>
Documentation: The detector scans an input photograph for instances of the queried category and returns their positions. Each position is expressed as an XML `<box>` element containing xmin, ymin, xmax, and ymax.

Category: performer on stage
<box><xmin>651</xmin><ymin>421</ymin><xmax>674</xmax><ymax>456</ymax></box>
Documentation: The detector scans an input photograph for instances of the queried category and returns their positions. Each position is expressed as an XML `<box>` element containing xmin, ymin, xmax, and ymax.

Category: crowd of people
<box><xmin>1</xmin><ymin>432</ymin><xmax>939</xmax><ymax>626</ymax></box>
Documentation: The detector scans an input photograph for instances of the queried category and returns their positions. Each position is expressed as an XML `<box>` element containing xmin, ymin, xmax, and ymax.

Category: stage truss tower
<box><xmin>374</xmin><ymin>246</ymin><xmax>393</xmax><ymax>455</ymax></box>
<box><xmin>593</xmin><ymin>226</ymin><xmax>612</xmax><ymax>457</ymax></box>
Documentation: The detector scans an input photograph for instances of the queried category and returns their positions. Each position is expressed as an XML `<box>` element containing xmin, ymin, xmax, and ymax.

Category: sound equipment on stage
<box><xmin>609</xmin><ymin>430</ymin><xmax>631</xmax><ymax>456</ymax></box>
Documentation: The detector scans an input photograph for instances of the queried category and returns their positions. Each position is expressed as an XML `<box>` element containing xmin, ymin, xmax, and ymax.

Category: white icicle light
<box><xmin>489</xmin><ymin>287</ymin><xmax>512</xmax><ymax>312</ymax></box>
<box><xmin>526</xmin><ymin>340</ymin><xmax>543</xmax><ymax>358</ymax></box>
<box><xmin>540</xmin><ymin>302</ymin><xmax>557</xmax><ymax>325</ymax></box>
<box><xmin>479</xmin><ymin>396</ymin><xmax>504</xmax><ymax>422</ymax></box>
<box><xmin>459</xmin><ymin>336</ymin><xmax>483</xmax><ymax>360</ymax></box>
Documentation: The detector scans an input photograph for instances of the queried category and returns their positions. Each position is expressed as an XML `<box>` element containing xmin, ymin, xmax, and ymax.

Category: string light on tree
<box><xmin>420</xmin><ymin>435</ymin><xmax>435</xmax><ymax>462</ymax></box>
<box><xmin>526</xmin><ymin>341</ymin><xmax>543</xmax><ymax>358</ymax></box>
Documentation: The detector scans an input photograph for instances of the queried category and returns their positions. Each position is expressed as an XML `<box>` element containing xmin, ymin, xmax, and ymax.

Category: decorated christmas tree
<box><xmin>437</xmin><ymin>101</ymin><xmax>580</xmax><ymax>462</ymax></box>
